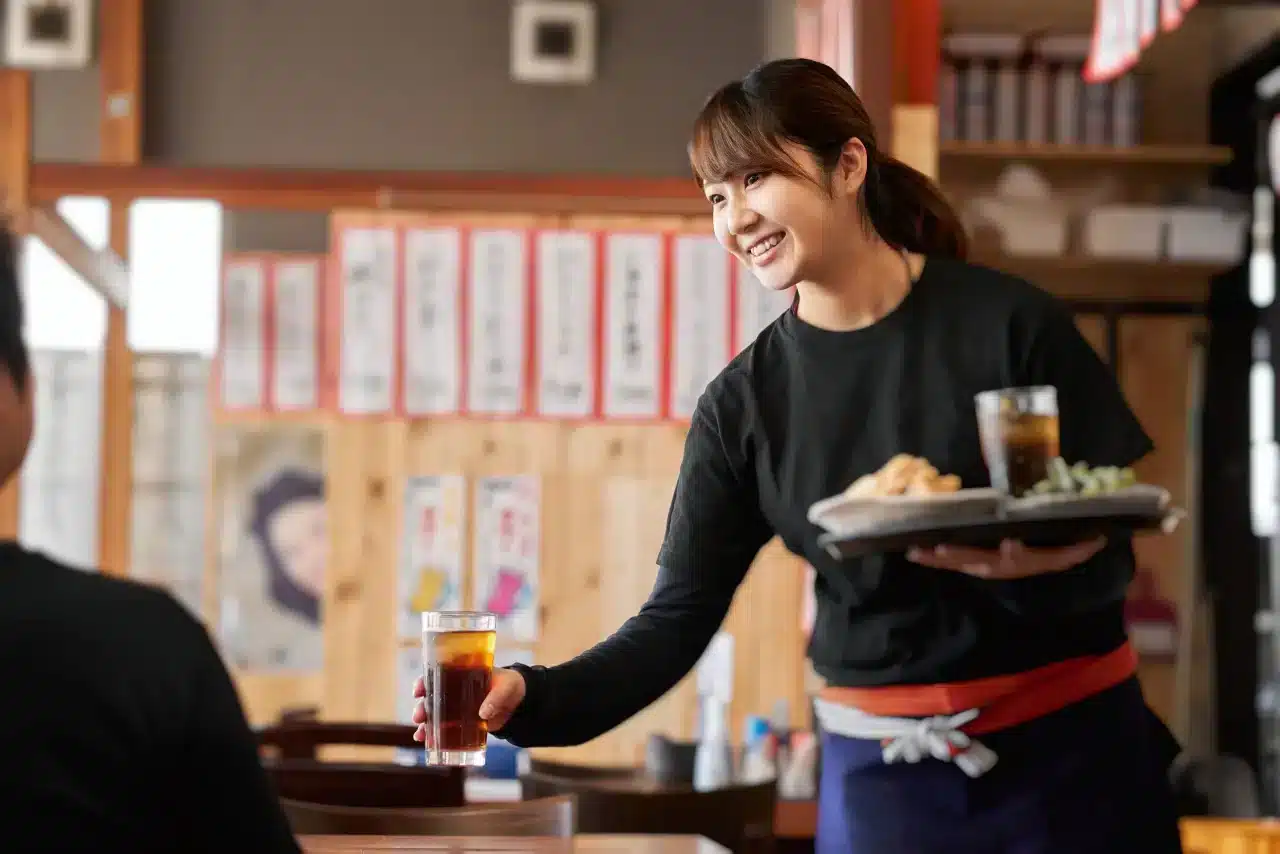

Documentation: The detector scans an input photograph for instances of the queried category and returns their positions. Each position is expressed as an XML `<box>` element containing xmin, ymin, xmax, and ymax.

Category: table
<box><xmin>301</xmin><ymin>835</ymin><xmax>729</xmax><ymax>853</ymax></box>
<box><xmin>465</xmin><ymin>779</ymin><xmax>820</xmax><ymax>841</ymax></box>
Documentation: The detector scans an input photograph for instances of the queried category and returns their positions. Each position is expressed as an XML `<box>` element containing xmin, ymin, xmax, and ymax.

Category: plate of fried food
<box><xmin>807</xmin><ymin>454</ymin><xmax>1003</xmax><ymax>537</ymax></box>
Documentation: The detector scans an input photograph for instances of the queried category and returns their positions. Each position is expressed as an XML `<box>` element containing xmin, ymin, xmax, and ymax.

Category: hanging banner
<box><xmin>473</xmin><ymin>475</ymin><xmax>541</xmax><ymax>642</ymax></box>
<box><xmin>336</xmin><ymin>227</ymin><xmax>399</xmax><ymax>415</ymax></box>
<box><xmin>272</xmin><ymin>257</ymin><xmax>323</xmax><ymax>412</ymax></box>
<box><xmin>467</xmin><ymin>229</ymin><xmax>529</xmax><ymax>416</ymax></box>
<box><xmin>670</xmin><ymin>235</ymin><xmax>732</xmax><ymax>420</ymax></box>
<box><xmin>534</xmin><ymin>230</ymin><xmax>597</xmax><ymax>418</ymax></box>
<box><xmin>402</xmin><ymin>226</ymin><xmax>464</xmax><ymax>416</ymax></box>
<box><xmin>602</xmin><ymin>232</ymin><xmax>666</xmax><ymax>419</ymax></box>
<box><xmin>218</xmin><ymin>257</ymin><xmax>268</xmax><ymax>411</ymax></box>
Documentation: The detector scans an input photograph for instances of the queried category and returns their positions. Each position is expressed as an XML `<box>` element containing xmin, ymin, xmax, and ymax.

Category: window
<box><xmin>127</xmin><ymin>199</ymin><xmax>222</xmax><ymax>355</ymax></box>
<box><xmin>21</xmin><ymin>196</ymin><xmax>110</xmax><ymax>350</ymax></box>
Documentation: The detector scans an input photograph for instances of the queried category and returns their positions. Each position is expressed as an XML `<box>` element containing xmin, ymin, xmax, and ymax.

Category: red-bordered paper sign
<box><xmin>1085</xmin><ymin>0</ymin><xmax>1199</xmax><ymax>83</ymax></box>
<box><xmin>216</xmin><ymin>253</ymin><xmax>326</xmax><ymax>414</ymax></box>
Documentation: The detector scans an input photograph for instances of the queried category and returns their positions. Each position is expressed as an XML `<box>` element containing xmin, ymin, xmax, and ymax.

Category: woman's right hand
<box><xmin>411</xmin><ymin>668</ymin><xmax>527</xmax><ymax>741</ymax></box>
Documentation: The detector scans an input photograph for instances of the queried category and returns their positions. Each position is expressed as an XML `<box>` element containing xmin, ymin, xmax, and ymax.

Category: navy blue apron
<box><xmin>814</xmin><ymin>677</ymin><xmax>1184</xmax><ymax>854</ymax></box>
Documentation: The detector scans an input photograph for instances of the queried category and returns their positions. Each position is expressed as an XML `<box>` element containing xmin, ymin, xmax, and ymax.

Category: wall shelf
<box><xmin>941</xmin><ymin>141</ymin><xmax>1233</xmax><ymax>168</ymax></box>
<box><xmin>969</xmin><ymin>251</ymin><xmax>1230</xmax><ymax>305</ymax></box>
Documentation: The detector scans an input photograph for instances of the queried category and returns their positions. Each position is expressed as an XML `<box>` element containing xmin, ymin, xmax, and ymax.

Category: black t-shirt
<box><xmin>0</xmin><ymin>543</ymin><xmax>300</xmax><ymax>854</ymax></box>
<box><xmin>499</xmin><ymin>257</ymin><xmax>1153</xmax><ymax>748</ymax></box>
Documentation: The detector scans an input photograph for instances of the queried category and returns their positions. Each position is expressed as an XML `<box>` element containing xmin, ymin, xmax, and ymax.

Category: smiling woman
<box><xmin>411</xmin><ymin>58</ymin><xmax>1181</xmax><ymax>854</ymax></box>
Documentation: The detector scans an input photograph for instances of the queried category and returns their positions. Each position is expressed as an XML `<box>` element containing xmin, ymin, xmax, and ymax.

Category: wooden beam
<box><xmin>97</xmin><ymin>0</ymin><xmax>144</xmax><ymax>578</ymax></box>
<box><xmin>29</xmin><ymin>162</ymin><xmax>706</xmax><ymax>213</ymax></box>
<box><xmin>0</xmin><ymin>70</ymin><xmax>31</xmax><ymax>542</ymax></box>
<box><xmin>20</xmin><ymin>207</ymin><xmax>128</xmax><ymax>308</ymax></box>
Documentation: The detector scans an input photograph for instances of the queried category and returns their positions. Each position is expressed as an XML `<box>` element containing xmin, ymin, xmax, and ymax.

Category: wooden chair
<box><xmin>526</xmin><ymin>757</ymin><xmax>641</xmax><ymax>780</ymax></box>
<box><xmin>521</xmin><ymin>770</ymin><xmax>776</xmax><ymax>854</ymax></box>
<box><xmin>266</xmin><ymin>759</ymin><xmax>466</xmax><ymax>809</ymax></box>
<box><xmin>281</xmin><ymin>794</ymin><xmax>576</xmax><ymax>837</ymax></box>
<box><xmin>257</xmin><ymin>720</ymin><xmax>419</xmax><ymax>760</ymax></box>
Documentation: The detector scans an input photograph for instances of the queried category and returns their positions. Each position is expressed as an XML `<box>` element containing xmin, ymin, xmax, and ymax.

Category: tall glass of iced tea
<box><xmin>974</xmin><ymin>386</ymin><xmax>1061</xmax><ymax>497</ymax></box>
<box><xmin>421</xmin><ymin>610</ymin><xmax>497</xmax><ymax>767</ymax></box>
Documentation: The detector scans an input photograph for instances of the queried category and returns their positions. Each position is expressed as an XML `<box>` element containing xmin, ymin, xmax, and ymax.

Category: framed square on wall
<box><xmin>510</xmin><ymin>0</ymin><xmax>597</xmax><ymax>85</ymax></box>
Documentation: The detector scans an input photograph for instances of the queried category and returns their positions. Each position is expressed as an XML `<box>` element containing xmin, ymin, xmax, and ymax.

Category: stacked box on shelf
<box><xmin>940</xmin><ymin>32</ymin><xmax>1140</xmax><ymax>148</ymax></box>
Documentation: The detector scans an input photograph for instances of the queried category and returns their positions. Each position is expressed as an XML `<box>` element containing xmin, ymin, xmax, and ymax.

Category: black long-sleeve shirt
<box><xmin>0</xmin><ymin>543</ymin><xmax>301</xmax><ymax>854</ymax></box>
<box><xmin>497</xmin><ymin>258</ymin><xmax>1153</xmax><ymax>749</ymax></box>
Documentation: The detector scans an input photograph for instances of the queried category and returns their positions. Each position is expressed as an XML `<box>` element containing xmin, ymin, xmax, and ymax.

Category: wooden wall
<box><xmin>216</xmin><ymin>211</ymin><xmax>1207</xmax><ymax>763</ymax></box>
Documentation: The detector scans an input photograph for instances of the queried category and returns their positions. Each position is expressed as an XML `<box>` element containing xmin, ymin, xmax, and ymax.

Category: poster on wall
<box><xmin>131</xmin><ymin>354</ymin><xmax>210</xmax><ymax>615</ymax></box>
<box><xmin>402</xmin><ymin>227</ymin><xmax>464</xmax><ymax>416</ymax></box>
<box><xmin>337</xmin><ymin>227</ymin><xmax>398</xmax><ymax>415</ymax></box>
<box><xmin>602</xmin><ymin>233</ymin><xmax>666</xmax><ymax>419</ymax></box>
<box><xmin>534</xmin><ymin>230</ymin><xmax>597</xmax><ymax>418</ymax></box>
<box><xmin>214</xmin><ymin>426</ymin><xmax>327</xmax><ymax>673</ymax></box>
<box><xmin>671</xmin><ymin>235</ymin><xmax>731</xmax><ymax>420</ymax></box>
<box><xmin>219</xmin><ymin>257</ymin><xmax>267</xmax><ymax>410</ymax></box>
<box><xmin>20</xmin><ymin>350</ymin><xmax>102</xmax><ymax>571</ymax></box>
<box><xmin>734</xmin><ymin>263</ymin><xmax>792</xmax><ymax>353</ymax></box>
<box><xmin>467</xmin><ymin>229</ymin><xmax>528</xmax><ymax>415</ymax></box>
<box><xmin>397</xmin><ymin>475</ymin><xmax>467</xmax><ymax>639</ymax></box>
<box><xmin>473</xmin><ymin>475</ymin><xmax>540</xmax><ymax>642</ymax></box>
<box><xmin>272</xmin><ymin>257</ymin><xmax>323</xmax><ymax>412</ymax></box>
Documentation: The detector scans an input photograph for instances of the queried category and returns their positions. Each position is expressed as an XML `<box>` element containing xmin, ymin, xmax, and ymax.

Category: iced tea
<box><xmin>421</xmin><ymin>611</ymin><xmax>497</xmax><ymax>767</ymax></box>
<box><xmin>975</xmin><ymin>386</ymin><xmax>1060</xmax><ymax>497</ymax></box>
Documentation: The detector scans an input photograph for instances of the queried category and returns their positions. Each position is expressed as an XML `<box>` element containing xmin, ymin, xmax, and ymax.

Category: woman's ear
<box><xmin>835</xmin><ymin>137</ymin><xmax>869</xmax><ymax>197</ymax></box>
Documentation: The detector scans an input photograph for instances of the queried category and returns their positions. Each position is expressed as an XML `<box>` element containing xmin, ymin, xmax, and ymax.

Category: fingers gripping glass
<box><xmin>421</xmin><ymin>611</ymin><xmax>497</xmax><ymax>767</ymax></box>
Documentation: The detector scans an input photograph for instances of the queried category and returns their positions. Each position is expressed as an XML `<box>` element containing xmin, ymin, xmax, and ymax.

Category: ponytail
<box><xmin>863</xmin><ymin>153</ymin><xmax>968</xmax><ymax>260</ymax></box>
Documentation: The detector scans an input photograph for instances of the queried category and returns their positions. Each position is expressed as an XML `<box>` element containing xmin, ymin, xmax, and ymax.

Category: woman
<box><xmin>413</xmin><ymin>58</ymin><xmax>1183</xmax><ymax>853</ymax></box>
<box><xmin>250</xmin><ymin>467</ymin><xmax>326</xmax><ymax>628</ymax></box>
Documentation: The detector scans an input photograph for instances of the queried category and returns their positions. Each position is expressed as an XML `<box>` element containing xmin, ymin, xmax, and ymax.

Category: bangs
<box><xmin>688</xmin><ymin>82</ymin><xmax>801</xmax><ymax>186</ymax></box>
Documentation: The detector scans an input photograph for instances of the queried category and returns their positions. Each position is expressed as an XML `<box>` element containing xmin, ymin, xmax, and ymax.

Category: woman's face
<box><xmin>703</xmin><ymin>141</ymin><xmax>862</xmax><ymax>292</ymax></box>
<box><xmin>267</xmin><ymin>497</ymin><xmax>328</xmax><ymax>598</ymax></box>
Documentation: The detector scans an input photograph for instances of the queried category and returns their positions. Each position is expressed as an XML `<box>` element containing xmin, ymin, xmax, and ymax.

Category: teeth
<box><xmin>750</xmin><ymin>234</ymin><xmax>783</xmax><ymax>257</ymax></box>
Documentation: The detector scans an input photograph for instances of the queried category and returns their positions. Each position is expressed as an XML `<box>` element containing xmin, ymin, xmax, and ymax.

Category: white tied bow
<box><xmin>813</xmin><ymin>700</ymin><xmax>1000</xmax><ymax>779</ymax></box>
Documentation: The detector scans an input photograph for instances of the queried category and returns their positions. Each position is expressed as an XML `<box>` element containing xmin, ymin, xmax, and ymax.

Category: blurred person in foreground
<box><xmin>0</xmin><ymin>222</ymin><xmax>301</xmax><ymax>853</ymax></box>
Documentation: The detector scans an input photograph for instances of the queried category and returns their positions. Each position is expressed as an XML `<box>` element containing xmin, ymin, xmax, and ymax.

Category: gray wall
<box><xmin>27</xmin><ymin>0</ymin><xmax>771</xmax><ymax>251</ymax></box>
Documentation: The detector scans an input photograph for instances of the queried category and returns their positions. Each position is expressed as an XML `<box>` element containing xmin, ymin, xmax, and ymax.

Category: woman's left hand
<box><xmin>906</xmin><ymin>537</ymin><xmax>1106</xmax><ymax>580</ymax></box>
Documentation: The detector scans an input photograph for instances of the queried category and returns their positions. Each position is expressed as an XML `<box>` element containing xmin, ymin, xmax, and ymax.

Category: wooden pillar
<box><xmin>97</xmin><ymin>0</ymin><xmax>143</xmax><ymax>576</ymax></box>
<box><xmin>891</xmin><ymin>0</ymin><xmax>941</xmax><ymax>179</ymax></box>
<box><xmin>794</xmin><ymin>0</ymin><xmax>894</xmax><ymax>158</ymax></box>
<box><xmin>0</xmin><ymin>70</ymin><xmax>31</xmax><ymax>541</ymax></box>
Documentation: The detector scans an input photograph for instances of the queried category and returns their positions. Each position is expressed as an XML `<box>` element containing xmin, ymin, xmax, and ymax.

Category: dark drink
<box><xmin>422</xmin><ymin>612</ymin><xmax>497</xmax><ymax>767</ymax></box>
<box><xmin>975</xmin><ymin>386</ymin><xmax>1060</xmax><ymax>497</ymax></box>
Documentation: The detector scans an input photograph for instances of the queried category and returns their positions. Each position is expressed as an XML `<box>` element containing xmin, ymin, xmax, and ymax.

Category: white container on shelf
<box><xmin>1082</xmin><ymin>205</ymin><xmax>1167</xmax><ymax>260</ymax></box>
<box><xmin>1166</xmin><ymin>207</ymin><xmax>1247</xmax><ymax>263</ymax></box>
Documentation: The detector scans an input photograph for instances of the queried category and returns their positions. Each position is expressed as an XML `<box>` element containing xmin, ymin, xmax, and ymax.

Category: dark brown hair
<box><xmin>689</xmin><ymin>58</ymin><xmax>967</xmax><ymax>259</ymax></box>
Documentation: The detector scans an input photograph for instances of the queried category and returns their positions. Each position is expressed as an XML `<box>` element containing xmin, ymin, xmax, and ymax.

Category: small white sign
<box><xmin>272</xmin><ymin>258</ymin><xmax>322</xmax><ymax>411</ymax></box>
<box><xmin>338</xmin><ymin>228</ymin><xmax>398</xmax><ymax>414</ymax></box>
<box><xmin>219</xmin><ymin>258</ymin><xmax>267</xmax><ymax>410</ymax></box>
<box><xmin>602</xmin><ymin>233</ymin><xmax>665</xmax><ymax>418</ymax></box>
<box><xmin>671</xmin><ymin>236</ymin><xmax>731</xmax><ymax>419</ymax></box>
<box><xmin>403</xmin><ymin>228</ymin><xmax>464</xmax><ymax>415</ymax></box>
<box><xmin>535</xmin><ymin>230</ymin><xmax>597</xmax><ymax>418</ymax></box>
<box><xmin>467</xmin><ymin>230</ymin><xmax>529</xmax><ymax>415</ymax></box>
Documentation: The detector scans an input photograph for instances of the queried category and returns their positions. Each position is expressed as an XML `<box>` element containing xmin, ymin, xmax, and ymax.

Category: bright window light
<box><xmin>127</xmin><ymin>199</ymin><xmax>222</xmax><ymax>355</ymax></box>
<box><xmin>21</xmin><ymin>196</ymin><xmax>110</xmax><ymax>350</ymax></box>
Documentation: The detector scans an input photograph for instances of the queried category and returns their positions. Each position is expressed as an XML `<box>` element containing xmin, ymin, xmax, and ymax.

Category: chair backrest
<box><xmin>258</xmin><ymin>721</ymin><xmax>419</xmax><ymax>760</ymax></box>
<box><xmin>526</xmin><ymin>757</ymin><xmax>640</xmax><ymax>780</ymax></box>
<box><xmin>281</xmin><ymin>794</ymin><xmax>577</xmax><ymax>837</ymax></box>
<box><xmin>266</xmin><ymin>759</ymin><xmax>466</xmax><ymax>809</ymax></box>
<box><xmin>520</xmin><ymin>771</ymin><xmax>776</xmax><ymax>854</ymax></box>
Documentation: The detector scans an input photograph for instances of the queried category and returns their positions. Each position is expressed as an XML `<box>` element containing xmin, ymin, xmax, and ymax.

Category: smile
<box><xmin>747</xmin><ymin>233</ymin><xmax>785</xmax><ymax>265</ymax></box>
